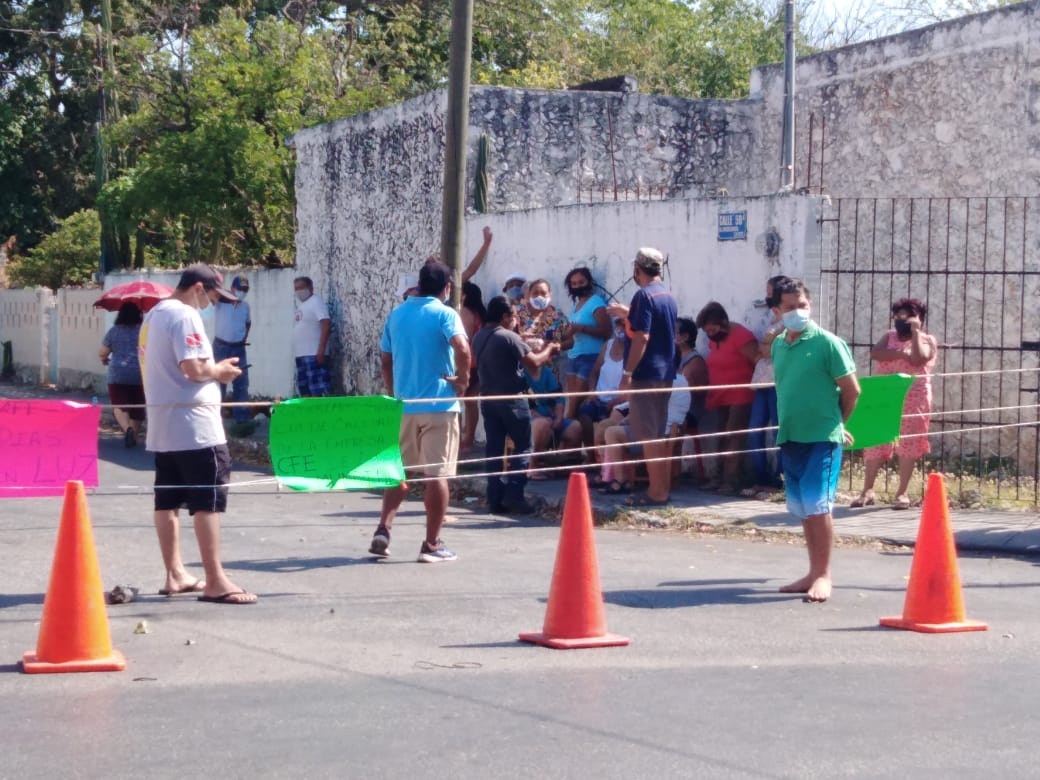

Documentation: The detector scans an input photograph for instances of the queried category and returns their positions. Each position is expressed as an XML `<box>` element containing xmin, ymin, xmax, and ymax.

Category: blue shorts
<box><xmin>780</xmin><ymin>441</ymin><xmax>842</xmax><ymax>519</ymax></box>
<box><xmin>295</xmin><ymin>356</ymin><xmax>331</xmax><ymax>396</ymax></box>
<box><xmin>566</xmin><ymin>353</ymin><xmax>598</xmax><ymax>380</ymax></box>
<box><xmin>578</xmin><ymin>398</ymin><xmax>612</xmax><ymax>422</ymax></box>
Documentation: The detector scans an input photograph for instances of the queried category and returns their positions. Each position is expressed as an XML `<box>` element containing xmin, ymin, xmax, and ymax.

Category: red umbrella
<box><xmin>93</xmin><ymin>280</ymin><xmax>174</xmax><ymax>313</ymax></box>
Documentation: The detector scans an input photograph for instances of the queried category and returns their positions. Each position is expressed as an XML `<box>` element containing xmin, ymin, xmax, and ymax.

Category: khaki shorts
<box><xmin>399</xmin><ymin>412</ymin><xmax>460</xmax><ymax>477</ymax></box>
<box><xmin>629</xmin><ymin>379</ymin><xmax>671</xmax><ymax>444</ymax></box>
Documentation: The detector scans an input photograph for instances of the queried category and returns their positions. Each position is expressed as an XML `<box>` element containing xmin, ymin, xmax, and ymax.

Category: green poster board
<box><xmin>269</xmin><ymin>396</ymin><xmax>405</xmax><ymax>490</ymax></box>
<box><xmin>844</xmin><ymin>373</ymin><xmax>915</xmax><ymax>451</ymax></box>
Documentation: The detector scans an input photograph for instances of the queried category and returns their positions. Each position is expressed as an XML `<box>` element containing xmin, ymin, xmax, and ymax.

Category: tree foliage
<box><xmin>1</xmin><ymin>0</ymin><xmax>1023</xmax><ymax>286</ymax></box>
<box><xmin>8</xmin><ymin>208</ymin><xmax>101</xmax><ymax>289</ymax></box>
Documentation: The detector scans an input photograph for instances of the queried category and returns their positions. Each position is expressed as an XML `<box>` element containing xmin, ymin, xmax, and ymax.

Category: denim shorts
<box><xmin>566</xmin><ymin>353</ymin><xmax>598</xmax><ymax>380</ymax></box>
<box><xmin>780</xmin><ymin>441</ymin><xmax>842</xmax><ymax>519</ymax></box>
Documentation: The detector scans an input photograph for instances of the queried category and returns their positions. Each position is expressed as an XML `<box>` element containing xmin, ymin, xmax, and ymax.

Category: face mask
<box><xmin>295</xmin><ymin>289</ymin><xmax>311</xmax><ymax>302</ymax></box>
<box><xmin>569</xmin><ymin>284</ymin><xmax>591</xmax><ymax>298</ymax></box>
<box><xmin>529</xmin><ymin>295</ymin><xmax>550</xmax><ymax>311</ymax></box>
<box><xmin>614</xmin><ymin>328</ymin><xmax>627</xmax><ymax>341</ymax></box>
<box><xmin>236</xmin><ymin>289</ymin><xmax>248</xmax><ymax>300</ymax></box>
<box><xmin>782</xmin><ymin>308</ymin><xmax>811</xmax><ymax>332</ymax></box>
<box><xmin>894</xmin><ymin>319</ymin><xmax>912</xmax><ymax>338</ymax></box>
<box><xmin>506</xmin><ymin>286</ymin><xmax>523</xmax><ymax>302</ymax></box>
<box><xmin>195</xmin><ymin>289</ymin><xmax>211</xmax><ymax>312</ymax></box>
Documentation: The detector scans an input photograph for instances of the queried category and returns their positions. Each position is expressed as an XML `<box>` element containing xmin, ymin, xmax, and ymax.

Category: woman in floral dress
<box><xmin>852</xmin><ymin>298</ymin><xmax>937</xmax><ymax>509</ymax></box>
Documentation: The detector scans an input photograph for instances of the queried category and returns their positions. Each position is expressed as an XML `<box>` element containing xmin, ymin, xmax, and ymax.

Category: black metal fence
<box><xmin>818</xmin><ymin>197</ymin><xmax>1040</xmax><ymax>504</ymax></box>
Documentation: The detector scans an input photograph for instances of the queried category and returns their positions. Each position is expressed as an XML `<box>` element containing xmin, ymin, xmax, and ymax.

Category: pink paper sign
<box><xmin>0</xmin><ymin>400</ymin><xmax>101</xmax><ymax>498</ymax></box>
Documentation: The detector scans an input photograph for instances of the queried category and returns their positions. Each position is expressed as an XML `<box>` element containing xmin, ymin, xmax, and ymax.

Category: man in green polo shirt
<box><xmin>771</xmin><ymin>278</ymin><xmax>860</xmax><ymax>602</ymax></box>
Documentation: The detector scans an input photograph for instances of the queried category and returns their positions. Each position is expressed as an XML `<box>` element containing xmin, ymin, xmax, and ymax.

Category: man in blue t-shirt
<box><xmin>607</xmin><ymin>247</ymin><xmax>677</xmax><ymax>507</ymax></box>
<box><xmin>370</xmin><ymin>261</ymin><xmax>471</xmax><ymax>563</ymax></box>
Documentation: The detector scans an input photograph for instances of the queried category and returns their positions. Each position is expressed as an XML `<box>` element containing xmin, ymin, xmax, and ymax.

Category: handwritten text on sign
<box><xmin>269</xmin><ymin>396</ymin><xmax>405</xmax><ymax>491</ymax></box>
<box><xmin>0</xmin><ymin>400</ymin><xmax>101</xmax><ymax>498</ymax></box>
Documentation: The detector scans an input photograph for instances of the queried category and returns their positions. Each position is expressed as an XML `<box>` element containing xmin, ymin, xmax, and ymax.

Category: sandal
<box><xmin>850</xmin><ymin>494</ymin><xmax>876</xmax><ymax>508</ymax></box>
<box><xmin>891</xmin><ymin>495</ymin><xmax>912</xmax><ymax>510</ymax></box>
<box><xmin>625</xmin><ymin>491</ymin><xmax>670</xmax><ymax>507</ymax></box>
<box><xmin>600</xmin><ymin>480</ymin><xmax>631</xmax><ymax>495</ymax></box>
<box><xmin>587</xmin><ymin>474</ymin><xmax>608</xmax><ymax>489</ymax></box>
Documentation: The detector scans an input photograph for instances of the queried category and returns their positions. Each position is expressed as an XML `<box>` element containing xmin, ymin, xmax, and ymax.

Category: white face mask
<box><xmin>295</xmin><ymin>289</ymin><xmax>311</xmax><ymax>302</ymax></box>
<box><xmin>195</xmin><ymin>289</ymin><xmax>211</xmax><ymax>312</ymax></box>
<box><xmin>529</xmin><ymin>295</ymin><xmax>550</xmax><ymax>311</ymax></box>
<box><xmin>236</xmin><ymin>289</ymin><xmax>248</xmax><ymax>300</ymax></box>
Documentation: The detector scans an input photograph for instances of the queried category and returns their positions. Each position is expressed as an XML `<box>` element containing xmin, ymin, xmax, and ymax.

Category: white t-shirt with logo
<box><xmin>293</xmin><ymin>293</ymin><xmax>330</xmax><ymax>358</ymax></box>
<box><xmin>140</xmin><ymin>298</ymin><xmax>226</xmax><ymax>452</ymax></box>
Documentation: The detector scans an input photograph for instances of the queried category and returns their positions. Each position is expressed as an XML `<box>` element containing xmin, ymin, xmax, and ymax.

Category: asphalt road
<box><xmin>1</xmin><ymin>433</ymin><xmax>1038</xmax><ymax>778</ymax></box>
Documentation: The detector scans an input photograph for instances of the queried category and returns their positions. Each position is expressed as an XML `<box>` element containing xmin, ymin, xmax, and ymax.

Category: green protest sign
<box><xmin>844</xmin><ymin>373</ymin><xmax>915</xmax><ymax>451</ymax></box>
<box><xmin>269</xmin><ymin>396</ymin><xmax>405</xmax><ymax>490</ymax></box>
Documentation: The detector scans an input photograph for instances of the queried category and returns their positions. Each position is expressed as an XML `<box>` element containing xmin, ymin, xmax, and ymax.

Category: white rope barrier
<box><xmin>3</xmin><ymin>366</ymin><xmax>1038</xmax><ymax>493</ymax></box>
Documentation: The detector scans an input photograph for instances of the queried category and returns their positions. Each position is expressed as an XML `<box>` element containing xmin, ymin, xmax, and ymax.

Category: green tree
<box><xmin>8</xmin><ymin>209</ymin><xmax>101</xmax><ymax>289</ymax></box>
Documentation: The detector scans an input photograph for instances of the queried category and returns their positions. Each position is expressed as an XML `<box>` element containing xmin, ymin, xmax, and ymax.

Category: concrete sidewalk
<box><xmin>4</xmin><ymin>380</ymin><xmax>1039</xmax><ymax>556</ymax></box>
<box><xmin>498</xmin><ymin>473</ymin><xmax>1040</xmax><ymax>556</ymax></box>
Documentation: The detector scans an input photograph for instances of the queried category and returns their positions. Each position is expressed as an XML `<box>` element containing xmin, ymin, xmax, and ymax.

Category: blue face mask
<box><xmin>782</xmin><ymin>308</ymin><xmax>811</xmax><ymax>332</ymax></box>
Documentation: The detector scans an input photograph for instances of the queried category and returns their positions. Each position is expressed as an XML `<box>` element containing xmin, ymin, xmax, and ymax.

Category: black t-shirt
<box><xmin>472</xmin><ymin>325</ymin><xmax>532</xmax><ymax>396</ymax></box>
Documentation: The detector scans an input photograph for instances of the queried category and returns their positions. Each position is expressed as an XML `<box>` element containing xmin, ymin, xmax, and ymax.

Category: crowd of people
<box><xmin>93</xmin><ymin>238</ymin><xmax>937</xmax><ymax>603</ymax></box>
<box><xmin>372</xmin><ymin>240</ymin><xmax>944</xmax><ymax>604</ymax></box>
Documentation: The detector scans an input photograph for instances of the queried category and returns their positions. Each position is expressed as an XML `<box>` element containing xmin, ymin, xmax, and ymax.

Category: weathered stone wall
<box><xmin>466</xmin><ymin>87</ymin><xmax>760</xmax><ymax>208</ymax></box>
<box><xmin>750</xmin><ymin>1</ymin><xmax>1040</xmax><ymax>197</ymax></box>
<box><xmin>291</xmin><ymin>87</ymin><xmax>764</xmax><ymax>395</ymax></box>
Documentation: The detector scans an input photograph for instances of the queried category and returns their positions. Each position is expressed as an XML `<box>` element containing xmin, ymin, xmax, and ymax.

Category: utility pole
<box><xmin>779</xmin><ymin>0</ymin><xmax>796</xmax><ymax>191</ymax></box>
<box><xmin>98</xmin><ymin>0</ymin><xmax>120</xmax><ymax>276</ymax></box>
<box><xmin>440</xmin><ymin>0</ymin><xmax>474</xmax><ymax>308</ymax></box>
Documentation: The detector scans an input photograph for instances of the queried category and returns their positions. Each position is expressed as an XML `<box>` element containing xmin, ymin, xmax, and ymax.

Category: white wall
<box><xmin>315</xmin><ymin>192</ymin><xmax>822</xmax><ymax>396</ymax></box>
<box><xmin>466</xmin><ymin>193</ymin><xmax>823</xmax><ymax>335</ymax></box>
<box><xmin>54</xmin><ymin>289</ymin><xmax>107</xmax><ymax>387</ymax></box>
<box><xmin>0</xmin><ymin>287</ymin><xmax>52</xmax><ymax>384</ymax></box>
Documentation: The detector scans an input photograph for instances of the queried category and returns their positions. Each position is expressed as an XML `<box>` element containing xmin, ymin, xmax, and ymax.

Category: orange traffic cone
<box><xmin>879</xmin><ymin>473</ymin><xmax>987</xmax><ymax>634</ymax></box>
<box><xmin>519</xmin><ymin>472</ymin><xmax>629</xmax><ymax>649</ymax></box>
<box><xmin>22</xmin><ymin>480</ymin><xmax>126</xmax><ymax>673</ymax></box>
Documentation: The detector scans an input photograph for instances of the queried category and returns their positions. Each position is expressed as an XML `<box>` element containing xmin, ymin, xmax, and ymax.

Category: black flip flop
<box><xmin>197</xmin><ymin>591</ymin><xmax>258</xmax><ymax>605</ymax></box>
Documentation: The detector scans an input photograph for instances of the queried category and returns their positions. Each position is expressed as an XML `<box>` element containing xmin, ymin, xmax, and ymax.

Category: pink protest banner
<box><xmin>0</xmin><ymin>400</ymin><xmax>101</xmax><ymax>498</ymax></box>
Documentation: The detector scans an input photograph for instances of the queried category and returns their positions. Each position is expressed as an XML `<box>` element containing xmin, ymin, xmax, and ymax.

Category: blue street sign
<box><xmin>717</xmin><ymin>211</ymin><xmax>748</xmax><ymax>241</ymax></box>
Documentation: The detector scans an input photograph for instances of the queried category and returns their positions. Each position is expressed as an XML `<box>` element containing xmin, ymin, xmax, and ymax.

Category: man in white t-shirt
<box><xmin>292</xmin><ymin>276</ymin><xmax>331</xmax><ymax>396</ymax></box>
<box><xmin>140</xmin><ymin>264</ymin><xmax>257</xmax><ymax>605</ymax></box>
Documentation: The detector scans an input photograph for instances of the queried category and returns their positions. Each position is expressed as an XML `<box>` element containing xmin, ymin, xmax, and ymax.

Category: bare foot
<box><xmin>159</xmin><ymin>574</ymin><xmax>205</xmax><ymax>599</ymax></box>
<box><xmin>804</xmin><ymin>576</ymin><xmax>832</xmax><ymax>602</ymax></box>
<box><xmin>779</xmin><ymin>574</ymin><xmax>831</xmax><ymax>601</ymax></box>
<box><xmin>779</xmin><ymin>574</ymin><xmax>813</xmax><ymax>593</ymax></box>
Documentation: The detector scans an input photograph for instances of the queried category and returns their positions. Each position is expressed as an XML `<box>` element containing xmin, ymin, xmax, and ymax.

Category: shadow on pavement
<box><xmin>222</xmin><ymin>556</ymin><xmax>367</xmax><ymax>573</ymax></box>
<box><xmin>0</xmin><ymin>593</ymin><xmax>45</xmax><ymax>609</ymax></box>
<box><xmin>604</xmin><ymin>585</ymin><xmax>795</xmax><ymax>609</ymax></box>
<box><xmin>97</xmin><ymin>432</ymin><xmax>152</xmax><ymax>472</ymax></box>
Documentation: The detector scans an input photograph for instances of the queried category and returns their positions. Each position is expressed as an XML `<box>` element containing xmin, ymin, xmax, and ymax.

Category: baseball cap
<box><xmin>504</xmin><ymin>274</ymin><xmax>526</xmax><ymax>287</ymax></box>
<box><xmin>231</xmin><ymin>275</ymin><xmax>249</xmax><ymax>290</ymax></box>
<box><xmin>178</xmin><ymin>264</ymin><xmax>237</xmax><ymax>303</ymax></box>
<box><xmin>634</xmin><ymin>247</ymin><xmax>664</xmax><ymax>274</ymax></box>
